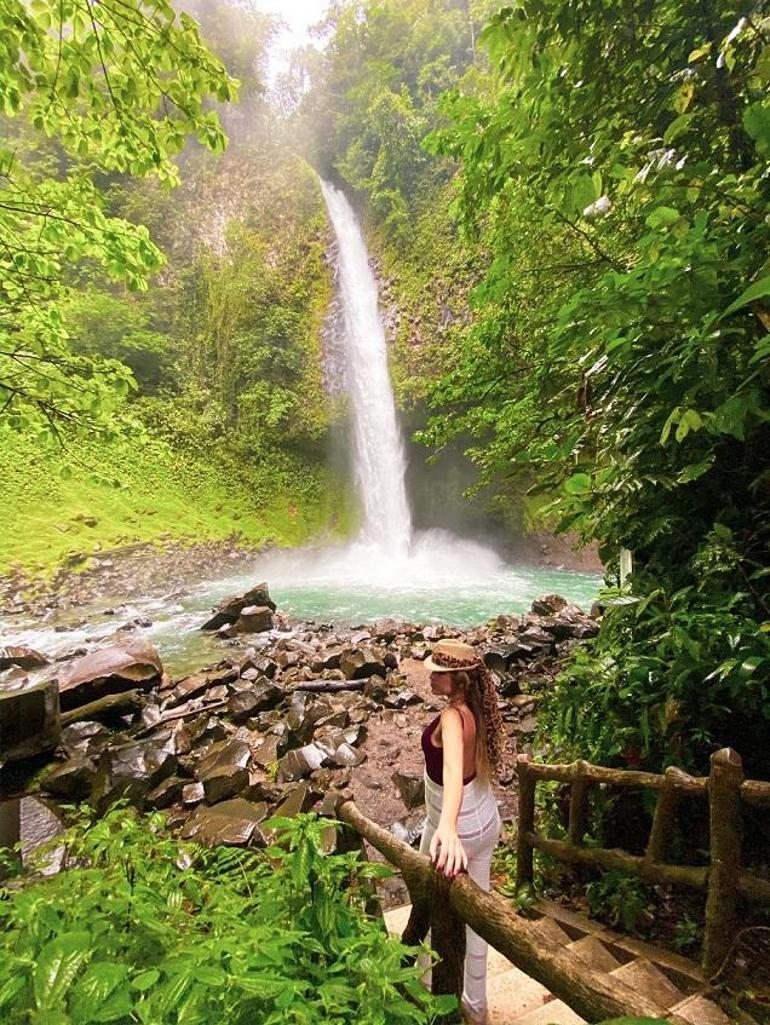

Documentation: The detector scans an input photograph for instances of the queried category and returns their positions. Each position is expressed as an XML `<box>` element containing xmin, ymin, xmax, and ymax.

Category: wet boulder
<box><xmin>392</xmin><ymin>770</ymin><xmax>425</xmax><ymax>810</ymax></box>
<box><xmin>0</xmin><ymin>677</ymin><xmax>61</xmax><ymax>764</ymax></box>
<box><xmin>233</xmin><ymin>606</ymin><xmax>274</xmax><ymax>634</ymax></box>
<box><xmin>311</xmin><ymin>648</ymin><xmax>343</xmax><ymax>673</ymax></box>
<box><xmin>339</xmin><ymin>647</ymin><xmax>388</xmax><ymax>681</ymax></box>
<box><xmin>194</xmin><ymin>739</ymin><xmax>251</xmax><ymax>804</ymax></box>
<box><xmin>91</xmin><ymin>737</ymin><xmax>177</xmax><ymax>811</ymax></box>
<box><xmin>146</xmin><ymin>776</ymin><xmax>184</xmax><ymax>810</ymax></box>
<box><xmin>57</xmin><ymin>640</ymin><xmax>163</xmax><ymax>712</ymax></box>
<box><xmin>0</xmin><ymin>796</ymin><xmax>64</xmax><ymax>875</ymax></box>
<box><xmin>531</xmin><ymin>594</ymin><xmax>567</xmax><ymax>616</ymax></box>
<box><xmin>483</xmin><ymin>646</ymin><xmax>522</xmax><ymax>676</ymax></box>
<box><xmin>227</xmin><ymin>680</ymin><xmax>284</xmax><ymax>724</ymax></box>
<box><xmin>391</xmin><ymin>810</ymin><xmax>425</xmax><ymax>848</ymax></box>
<box><xmin>285</xmin><ymin>694</ymin><xmax>333</xmax><ymax>745</ymax></box>
<box><xmin>200</xmin><ymin>583</ymin><xmax>276</xmax><ymax>632</ymax></box>
<box><xmin>41</xmin><ymin>757</ymin><xmax>96</xmax><ymax>800</ymax></box>
<box><xmin>174</xmin><ymin>715</ymin><xmax>227</xmax><ymax>755</ymax></box>
<box><xmin>363</xmin><ymin>674</ymin><xmax>389</xmax><ymax>704</ymax></box>
<box><xmin>252</xmin><ymin>734</ymin><xmax>281</xmax><ymax>768</ymax></box>
<box><xmin>59</xmin><ymin>720</ymin><xmax>111</xmax><ymax>760</ymax></box>
<box><xmin>181</xmin><ymin>781</ymin><xmax>205</xmax><ymax>806</ymax></box>
<box><xmin>0</xmin><ymin>646</ymin><xmax>49</xmax><ymax>671</ymax></box>
<box><xmin>383</xmin><ymin>687</ymin><xmax>421</xmax><ymax>709</ymax></box>
<box><xmin>272</xmin><ymin>781</ymin><xmax>320</xmax><ymax>820</ymax></box>
<box><xmin>277</xmin><ymin>743</ymin><xmax>329</xmax><ymax>783</ymax></box>
<box><xmin>181</xmin><ymin>797</ymin><xmax>269</xmax><ymax>847</ymax></box>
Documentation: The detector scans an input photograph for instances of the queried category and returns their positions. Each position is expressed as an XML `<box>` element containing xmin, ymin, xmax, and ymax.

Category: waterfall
<box><xmin>320</xmin><ymin>181</ymin><xmax>413</xmax><ymax>557</ymax></box>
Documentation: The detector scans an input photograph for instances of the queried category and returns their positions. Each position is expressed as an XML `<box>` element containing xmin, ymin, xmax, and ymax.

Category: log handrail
<box><xmin>337</xmin><ymin>800</ymin><xmax>689</xmax><ymax>1025</ymax></box>
<box><xmin>515</xmin><ymin>747</ymin><xmax>770</xmax><ymax>977</ymax></box>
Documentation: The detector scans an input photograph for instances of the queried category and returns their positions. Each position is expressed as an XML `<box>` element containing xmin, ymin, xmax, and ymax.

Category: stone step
<box><xmin>530</xmin><ymin>916</ymin><xmax>573</xmax><ymax>949</ymax></box>
<box><xmin>610</xmin><ymin>958</ymin><xmax>685</xmax><ymax>1010</ymax></box>
<box><xmin>383</xmin><ymin>905</ymin><xmax>571</xmax><ymax>1023</ymax></box>
<box><xmin>669</xmin><ymin>994</ymin><xmax>733</xmax><ymax>1025</ymax></box>
<box><xmin>487</xmin><ymin>966</ymin><xmax>553</xmax><ymax>1024</ymax></box>
<box><xmin>566</xmin><ymin>935</ymin><xmax>622</xmax><ymax>974</ymax></box>
<box><xmin>510</xmin><ymin>999</ymin><xmax>586</xmax><ymax>1025</ymax></box>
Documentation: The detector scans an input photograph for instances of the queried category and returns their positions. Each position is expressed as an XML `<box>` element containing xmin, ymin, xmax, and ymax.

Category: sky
<box><xmin>253</xmin><ymin>0</ymin><xmax>330</xmax><ymax>83</ymax></box>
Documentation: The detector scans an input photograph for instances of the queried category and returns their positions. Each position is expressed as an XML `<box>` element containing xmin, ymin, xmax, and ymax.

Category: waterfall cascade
<box><xmin>0</xmin><ymin>182</ymin><xmax>601</xmax><ymax>665</ymax></box>
<box><xmin>320</xmin><ymin>181</ymin><xmax>413</xmax><ymax>557</ymax></box>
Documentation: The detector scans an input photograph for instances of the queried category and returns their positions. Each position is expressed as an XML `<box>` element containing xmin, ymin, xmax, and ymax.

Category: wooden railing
<box><xmin>516</xmin><ymin>747</ymin><xmax>770</xmax><ymax>975</ymax></box>
<box><xmin>336</xmin><ymin>800</ymin><xmax>685</xmax><ymax>1024</ymax></box>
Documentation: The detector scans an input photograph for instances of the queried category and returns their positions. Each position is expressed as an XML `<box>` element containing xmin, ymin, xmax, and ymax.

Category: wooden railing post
<box><xmin>568</xmin><ymin>760</ymin><xmax>590</xmax><ymax>847</ymax></box>
<box><xmin>428</xmin><ymin>870</ymin><xmax>466</xmax><ymax>1008</ymax></box>
<box><xmin>703</xmin><ymin>747</ymin><xmax>744</xmax><ymax>977</ymax></box>
<box><xmin>644</xmin><ymin>766</ymin><xmax>680</xmax><ymax>865</ymax></box>
<box><xmin>516</xmin><ymin>754</ymin><xmax>535</xmax><ymax>889</ymax></box>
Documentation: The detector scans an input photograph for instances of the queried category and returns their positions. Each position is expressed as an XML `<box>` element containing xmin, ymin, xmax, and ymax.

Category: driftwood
<box><xmin>60</xmin><ymin>689</ymin><xmax>146</xmax><ymax>727</ymax></box>
<box><xmin>292</xmin><ymin>680</ymin><xmax>365</xmax><ymax>694</ymax></box>
<box><xmin>337</xmin><ymin>801</ymin><xmax>685</xmax><ymax>1025</ymax></box>
<box><xmin>132</xmin><ymin>699</ymin><xmax>230</xmax><ymax>738</ymax></box>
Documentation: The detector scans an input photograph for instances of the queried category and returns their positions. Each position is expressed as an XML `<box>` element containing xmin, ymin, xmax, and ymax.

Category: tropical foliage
<box><xmin>0</xmin><ymin>808</ymin><xmax>452</xmax><ymax>1024</ymax></box>
<box><xmin>0</xmin><ymin>0</ymin><xmax>236</xmax><ymax>434</ymax></box>
<box><xmin>414</xmin><ymin>0</ymin><xmax>770</xmax><ymax>774</ymax></box>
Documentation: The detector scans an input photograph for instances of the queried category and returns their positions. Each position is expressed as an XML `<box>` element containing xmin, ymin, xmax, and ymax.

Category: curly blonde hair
<box><xmin>434</xmin><ymin>653</ymin><xmax>505</xmax><ymax>782</ymax></box>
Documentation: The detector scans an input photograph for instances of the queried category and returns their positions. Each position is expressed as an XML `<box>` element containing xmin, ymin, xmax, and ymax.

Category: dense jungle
<box><xmin>1</xmin><ymin>1</ymin><xmax>769</xmax><ymax>1023</ymax></box>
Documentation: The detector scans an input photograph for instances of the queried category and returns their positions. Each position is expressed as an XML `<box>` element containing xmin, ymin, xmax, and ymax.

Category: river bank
<box><xmin>1</xmin><ymin>586</ymin><xmax>599</xmax><ymax>908</ymax></box>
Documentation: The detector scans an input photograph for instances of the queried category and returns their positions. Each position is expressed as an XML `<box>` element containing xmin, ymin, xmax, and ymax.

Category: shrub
<box><xmin>0</xmin><ymin>807</ymin><xmax>452</xmax><ymax>1024</ymax></box>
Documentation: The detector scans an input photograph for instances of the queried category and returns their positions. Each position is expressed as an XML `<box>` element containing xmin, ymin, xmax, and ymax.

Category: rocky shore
<box><xmin>1</xmin><ymin>584</ymin><xmax>599</xmax><ymax>898</ymax></box>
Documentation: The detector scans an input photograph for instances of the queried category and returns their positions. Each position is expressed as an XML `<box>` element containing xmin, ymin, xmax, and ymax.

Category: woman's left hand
<box><xmin>429</xmin><ymin>823</ymin><xmax>468</xmax><ymax>878</ymax></box>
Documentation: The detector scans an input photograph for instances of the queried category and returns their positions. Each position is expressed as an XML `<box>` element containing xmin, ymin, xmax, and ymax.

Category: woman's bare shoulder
<box><xmin>439</xmin><ymin>706</ymin><xmax>464</xmax><ymax>730</ymax></box>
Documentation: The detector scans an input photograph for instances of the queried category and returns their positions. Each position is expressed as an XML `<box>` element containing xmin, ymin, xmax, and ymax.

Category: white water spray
<box><xmin>321</xmin><ymin>180</ymin><xmax>413</xmax><ymax>556</ymax></box>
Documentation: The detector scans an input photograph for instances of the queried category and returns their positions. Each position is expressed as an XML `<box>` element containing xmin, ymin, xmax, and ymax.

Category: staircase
<box><xmin>383</xmin><ymin>899</ymin><xmax>734</xmax><ymax>1024</ymax></box>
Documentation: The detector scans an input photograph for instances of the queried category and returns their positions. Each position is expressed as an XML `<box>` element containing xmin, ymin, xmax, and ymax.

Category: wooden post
<box><xmin>516</xmin><ymin>754</ymin><xmax>535</xmax><ymax>888</ymax></box>
<box><xmin>568</xmin><ymin>760</ymin><xmax>590</xmax><ymax>846</ymax></box>
<box><xmin>703</xmin><ymin>748</ymin><xmax>744</xmax><ymax>977</ymax></box>
<box><xmin>428</xmin><ymin>869</ymin><xmax>466</xmax><ymax>1008</ymax></box>
<box><xmin>644</xmin><ymin>767</ymin><xmax>680</xmax><ymax>865</ymax></box>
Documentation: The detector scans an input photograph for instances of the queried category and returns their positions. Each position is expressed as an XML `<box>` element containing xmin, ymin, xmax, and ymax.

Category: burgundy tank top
<box><xmin>421</xmin><ymin>710</ymin><xmax>477</xmax><ymax>786</ymax></box>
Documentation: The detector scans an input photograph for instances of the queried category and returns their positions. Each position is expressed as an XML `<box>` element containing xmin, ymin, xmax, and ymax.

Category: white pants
<box><xmin>419</xmin><ymin>773</ymin><xmax>502</xmax><ymax>1017</ymax></box>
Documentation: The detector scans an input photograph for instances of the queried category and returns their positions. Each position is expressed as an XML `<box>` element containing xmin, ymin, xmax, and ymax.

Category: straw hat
<box><xmin>424</xmin><ymin>639</ymin><xmax>483</xmax><ymax>673</ymax></box>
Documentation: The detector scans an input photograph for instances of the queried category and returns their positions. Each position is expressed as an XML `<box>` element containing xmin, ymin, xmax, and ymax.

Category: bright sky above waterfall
<box><xmin>255</xmin><ymin>0</ymin><xmax>328</xmax><ymax>83</ymax></box>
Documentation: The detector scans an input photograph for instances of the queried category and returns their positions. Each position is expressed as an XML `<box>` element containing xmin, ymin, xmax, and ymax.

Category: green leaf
<box><xmin>564</xmin><ymin>472</ymin><xmax>591</xmax><ymax>495</ymax></box>
<box><xmin>722</xmin><ymin>276</ymin><xmax>770</xmax><ymax>317</ymax></box>
<box><xmin>743</xmin><ymin>103</ymin><xmax>770</xmax><ymax>155</ymax></box>
<box><xmin>645</xmin><ymin>206</ymin><xmax>680</xmax><ymax>229</ymax></box>
<box><xmin>34</xmin><ymin>932</ymin><xmax>93</xmax><ymax>1009</ymax></box>
<box><xmin>662</xmin><ymin>113</ymin><xmax>694</xmax><ymax>144</ymax></box>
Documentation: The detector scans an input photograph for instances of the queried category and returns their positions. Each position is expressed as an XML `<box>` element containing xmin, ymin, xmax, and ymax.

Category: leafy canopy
<box><xmin>0</xmin><ymin>0</ymin><xmax>237</xmax><ymax>435</ymax></box>
<box><xmin>422</xmin><ymin>0</ymin><xmax>770</xmax><ymax>770</ymax></box>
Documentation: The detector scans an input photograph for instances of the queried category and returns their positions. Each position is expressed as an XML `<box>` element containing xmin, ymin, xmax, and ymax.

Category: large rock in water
<box><xmin>200</xmin><ymin>583</ymin><xmax>276</xmax><ymax>632</ymax></box>
<box><xmin>0</xmin><ymin>677</ymin><xmax>61</xmax><ymax>765</ymax></box>
<box><xmin>57</xmin><ymin>640</ymin><xmax>163</xmax><ymax>712</ymax></box>
<box><xmin>0</xmin><ymin>646</ymin><xmax>49</xmax><ymax>671</ymax></box>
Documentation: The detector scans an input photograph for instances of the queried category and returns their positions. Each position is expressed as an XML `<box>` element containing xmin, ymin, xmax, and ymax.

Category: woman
<box><xmin>420</xmin><ymin>638</ymin><xmax>505</xmax><ymax>1025</ymax></box>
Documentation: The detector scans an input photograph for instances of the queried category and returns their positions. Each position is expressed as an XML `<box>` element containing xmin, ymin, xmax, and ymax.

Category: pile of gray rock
<box><xmin>1</xmin><ymin>585</ymin><xmax>599</xmax><ymax>850</ymax></box>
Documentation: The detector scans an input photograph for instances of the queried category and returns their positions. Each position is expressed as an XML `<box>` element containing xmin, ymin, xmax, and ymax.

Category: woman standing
<box><xmin>420</xmin><ymin>638</ymin><xmax>505</xmax><ymax>1025</ymax></box>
